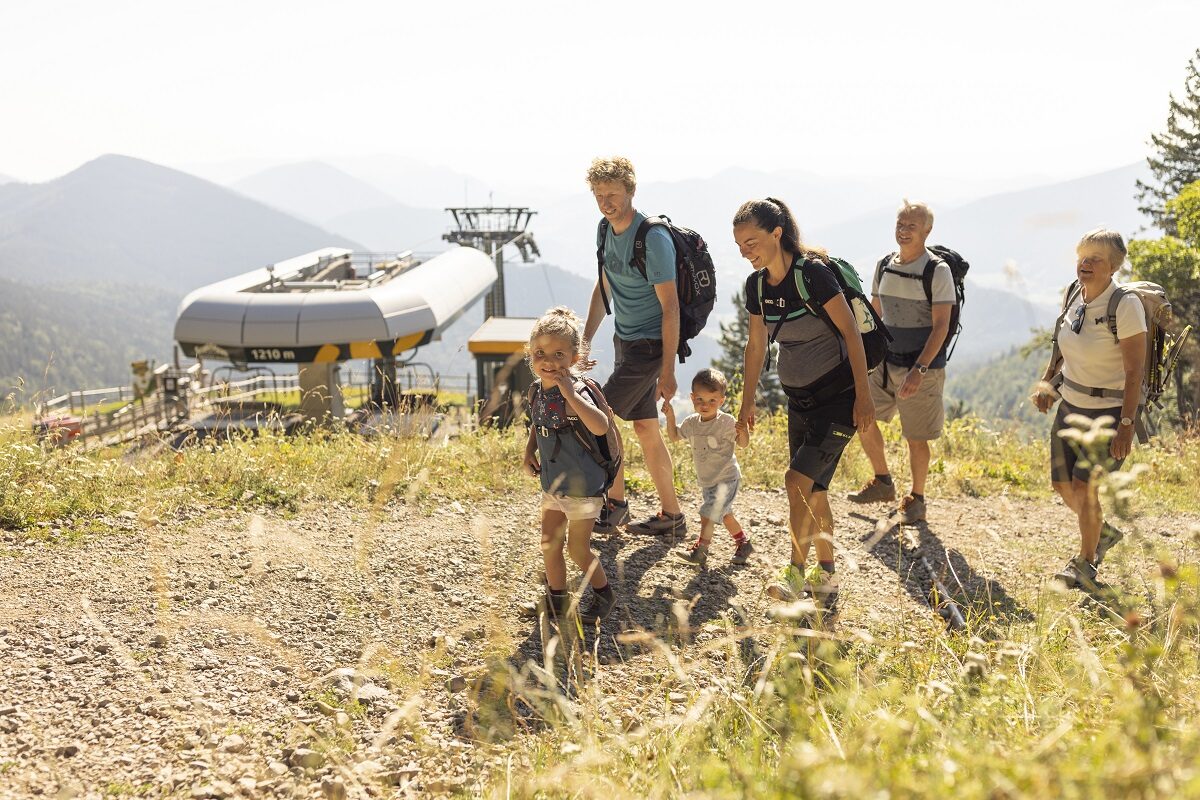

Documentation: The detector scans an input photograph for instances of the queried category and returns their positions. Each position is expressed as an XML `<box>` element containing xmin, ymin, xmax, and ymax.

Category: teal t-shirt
<box><xmin>600</xmin><ymin>212</ymin><xmax>677</xmax><ymax>341</ymax></box>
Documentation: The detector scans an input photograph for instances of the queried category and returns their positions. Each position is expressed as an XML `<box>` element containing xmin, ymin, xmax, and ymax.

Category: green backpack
<box><xmin>756</xmin><ymin>256</ymin><xmax>891</xmax><ymax>370</ymax></box>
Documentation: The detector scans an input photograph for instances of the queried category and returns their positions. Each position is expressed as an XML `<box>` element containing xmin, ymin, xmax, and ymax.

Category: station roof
<box><xmin>468</xmin><ymin>316</ymin><xmax>538</xmax><ymax>355</ymax></box>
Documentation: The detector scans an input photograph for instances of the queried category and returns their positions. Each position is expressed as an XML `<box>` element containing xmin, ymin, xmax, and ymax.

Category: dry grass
<box><xmin>3</xmin><ymin>412</ymin><xmax>1200</xmax><ymax>797</ymax></box>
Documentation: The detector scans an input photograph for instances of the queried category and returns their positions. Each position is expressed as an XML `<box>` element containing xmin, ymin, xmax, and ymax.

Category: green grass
<box><xmin>3</xmin><ymin>410</ymin><xmax>1198</xmax><ymax>532</ymax></box>
<box><xmin>482</xmin><ymin>552</ymin><xmax>1200</xmax><ymax>799</ymax></box>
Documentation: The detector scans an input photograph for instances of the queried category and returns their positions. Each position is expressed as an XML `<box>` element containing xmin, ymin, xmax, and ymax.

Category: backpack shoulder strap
<box><xmin>596</xmin><ymin>219</ymin><xmax>612</xmax><ymax>315</ymax></box>
<box><xmin>796</xmin><ymin>258</ymin><xmax>841</xmax><ymax>340</ymax></box>
<box><xmin>874</xmin><ymin>254</ymin><xmax>893</xmax><ymax>294</ymax></box>
<box><xmin>920</xmin><ymin>253</ymin><xmax>946</xmax><ymax>305</ymax></box>
<box><xmin>576</xmin><ymin>376</ymin><xmax>611</xmax><ymax>416</ymax></box>
<box><xmin>1051</xmin><ymin>280</ymin><xmax>1083</xmax><ymax>348</ymax></box>
<box><xmin>1105</xmin><ymin>285</ymin><xmax>1128</xmax><ymax>343</ymax></box>
<box><xmin>630</xmin><ymin>216</ymin><xmax>668</xmax><ymax>280</ymax></box>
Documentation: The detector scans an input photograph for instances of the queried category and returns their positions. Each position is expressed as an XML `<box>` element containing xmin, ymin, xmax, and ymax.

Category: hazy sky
<box><xmin>4</xmin><ymin>1</ymin><xmax>1199</xmax><ymax>188</ymax></box>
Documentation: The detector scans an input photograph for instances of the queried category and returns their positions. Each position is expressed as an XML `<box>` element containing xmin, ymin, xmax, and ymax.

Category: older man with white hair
<box><xmin>848</xmin><ymin>200</ymin><xmax>953</xmax><ymax>525</ymax></box>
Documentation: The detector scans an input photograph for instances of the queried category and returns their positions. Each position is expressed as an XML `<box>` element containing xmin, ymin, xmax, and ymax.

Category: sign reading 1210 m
<box><xmin>250</xmin><ymin>348</ymin><xmax>297</xmax><ymax>361</ymax></box>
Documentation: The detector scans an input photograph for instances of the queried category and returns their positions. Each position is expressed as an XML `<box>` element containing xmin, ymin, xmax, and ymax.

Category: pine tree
<box><xmin>1129</xmin><ymin>180</ymin><xmax>1200</xmax><ymax>421</ymax></box>
<box><xmin>713</xmin><ymin>288</ymin><xmax>786</xmax><ymax>414</ymax></box>
<box><xmin>1136</xmin><ymin>48</ymin><xmax>1200</xmax><ymax>235</ymax></box>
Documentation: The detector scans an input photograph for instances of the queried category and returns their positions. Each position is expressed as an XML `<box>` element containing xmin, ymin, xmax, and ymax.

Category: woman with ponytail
<box><xmin>733</xmin><ymin>197</ymin><xmax>874</xmax><ymax>619</ymax></box>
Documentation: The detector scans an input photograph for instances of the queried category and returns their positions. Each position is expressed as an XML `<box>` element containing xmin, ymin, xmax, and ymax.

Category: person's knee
<box><xmin>632</xmin><ymin>417</ymin><xmax>661</xmax><ymax>441</ymax></box>
<box><xmin>566</xmin><ymin>538</ymin><xmax>594</xmax><ymax>565</ymax></box>
<box><xmin>907</xmin><ymin>438</ymin><xmax>931</xmax><ymax>454</ymax></box>
<box><xmin>1053</xmin><ymin>480</ymin><xmax>1085</xmax><ymax>508</ymax></box>
<box><xmin>784</xmin><ymin>468</ymin><xmax>813</xmax><ymax>495</ymax></box>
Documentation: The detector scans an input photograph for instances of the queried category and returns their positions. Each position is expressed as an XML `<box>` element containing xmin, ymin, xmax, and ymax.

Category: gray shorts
<box><xmin>699</xmin><ymin>479</ymin><xmax>739</xmax><ymax>521</ymax></box>
<box><xmin>603</xmin><ymin>335</ymin><xmax>663</xmax><ymax>421</ymax></box>
<box><xmin>869</xmin><ymin>363</ymin><xmax>946</xmax><ymax>441</ymax></box>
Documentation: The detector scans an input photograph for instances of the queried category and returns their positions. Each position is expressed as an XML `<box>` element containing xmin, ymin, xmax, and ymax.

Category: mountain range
<box><xmin>0</xmin><ymin>153</ymin><xmax>1154</xmax><ymax>402</ymax></box>
<box><xmin>0</xmin><ymin>155</ymin><xmax>362</xmax><ymax>293</ymax></box>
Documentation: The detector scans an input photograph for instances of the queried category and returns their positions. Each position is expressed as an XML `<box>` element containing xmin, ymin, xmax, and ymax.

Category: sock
<box><xmin>875</xmin><ymin>474</ymin><xmax>893</xmax><ymax>485</ymax></box>
<box><xmin>594</xmin><ymin>583</ymin><xmax>613</xmax><ymax>596</ymax></box>
<box><xmin>911</xmin><ymin>492</ymin><xmax>925</xmax><ymax>502</ymax></box>
<box><xmin>664</xmin><ymin>510</ymin><xmax>683</xmax><ymax>519</ymax></box>
<box><xmin>819</xmin><ymin>560</ymin><xmax>836</xmax><ymax>574</ymax></box>
<box><xmin>609</xmin><ymin>498</ymin><xmax>627</xmax><ymax>508</ymax></box>
<box><xmin>548</xmin><ymin>588</ymin><xmax>567</xmax><ymax>598</ymax></box>
<box><xmin>731</xmin><ymin>530</ymin><xmax>747</xmax><ymax>544</ymax></box>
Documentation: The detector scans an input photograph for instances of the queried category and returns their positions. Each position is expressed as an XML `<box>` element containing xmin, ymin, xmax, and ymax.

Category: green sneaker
<box><xmin>766</xmin><ymin>564</ymin><xmax>806</xmax><ymax>601</ymax></box>
<box><xmin>805</xmin><ymin>572</ymin><xmax>840</xmax><ymax>618</ymax></box>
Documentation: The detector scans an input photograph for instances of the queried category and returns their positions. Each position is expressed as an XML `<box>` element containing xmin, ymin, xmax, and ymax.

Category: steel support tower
<box><xmin>443</xmin><ymin>207</ymin><xmax>539</xmax><ymax>319</ymax></box>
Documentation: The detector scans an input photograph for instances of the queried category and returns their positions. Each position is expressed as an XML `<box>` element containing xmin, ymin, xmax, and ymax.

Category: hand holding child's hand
<box><xmin>735</xmin><ymin>420</ymin><xmax>749</xmax><ymax>437</ymax></box>
<box><xmin>523</xmin><ymin>451</ymin><xmax>541</xmax><ymax>478</ymax></box>
<box><xmin>661</xmin><ymin>400</ymin><xmax>675</xmax><ymax>420</ymax></box>
<box><xmin>578</xmin><ymin>339</ymin><xmax>597</xmax><ymax>372</ymax></box>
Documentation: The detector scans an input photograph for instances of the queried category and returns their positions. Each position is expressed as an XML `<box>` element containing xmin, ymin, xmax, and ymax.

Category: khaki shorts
<box><xmin>869</xmin><ymin>363</ymin><xmax>946</xmax><ymax>441</ymax></box>
<box><xmin>541</xmin><ymin>493</ymin><xmax>604</xmax><ymax>521</ymax></box>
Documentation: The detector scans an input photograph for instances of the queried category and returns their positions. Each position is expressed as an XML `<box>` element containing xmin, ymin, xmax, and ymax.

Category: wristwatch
<box><xmin>915</xmin><ymin>363</ymin><xmax>929</xmax><ymax>375</ymax></box>
<box><xmin>1120</xmin><ymin>416</ymin><xmax>1133</xmax><ymax>427</ymax></box>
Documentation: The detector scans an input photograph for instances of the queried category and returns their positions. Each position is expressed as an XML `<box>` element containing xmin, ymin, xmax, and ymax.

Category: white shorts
<box><xmin>541</xmin><ymin>493</ymin><xmax>604</xmax><ymax>521</ymax></box>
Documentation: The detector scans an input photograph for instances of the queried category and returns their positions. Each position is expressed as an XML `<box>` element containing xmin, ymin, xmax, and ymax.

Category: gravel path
<box><xmin>1</xmin><ymin>490</ymin><xmax>1195</xmax><ymax>798</ymax></box>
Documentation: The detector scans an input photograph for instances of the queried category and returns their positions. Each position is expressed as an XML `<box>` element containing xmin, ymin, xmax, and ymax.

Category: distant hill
<box><xmin>231</xmin><ymin>161</ymin><xmax>399</xmax><ymax>226</ymax></box>
<box><xmin>0</xmin><ymin>276</ymin><xmax>176</xmax><ymax>400</ymax></box>
<box><xmin>0</xmin><ymin>154</ymin><xmax>362</xmax><ymax>293</ymax></box>
<box><xmin>403</xmin><ymin>259</ymin><xmax>719</xmax><ymax>384</ymax></box>
<box><xmin>945</xmin><ymin>344</ymin><xmax>1050</xmax><ymax>431</ymax></box>
<box><xmin>327</xmin><ymin>155</ymin><xmax>493</xmax><ymax>210</ymax></box>
<box><xmin>0</xmin><ymin>173</ymin><xmax>14</xmax><ymax>185</ymax></box>
<box><xmin>325</xmin><ymin>203</ymin><xmax>451</xmax><ymax>253</ymax></box>
<box><xmin>813</xmin><ymin>162</ymin><xmax>1153</xmax><ymax>302</ymax></box>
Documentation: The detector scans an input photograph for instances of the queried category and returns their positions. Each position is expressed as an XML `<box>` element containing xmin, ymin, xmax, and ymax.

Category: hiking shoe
<box><xmin>847</xmin><ymin>478</ymin><xmax>897</xmax><ymax>504</ymax></box>
<box><xmin>731</xmin><ymin>538</ymin><xmax>754</xmax><ymax>566</ymax></box>
<box><xmin>519</xmin><ymin>588</ymin><xmax>567</xmax><ymax>619</ymax></box>
<box><xmin>1054</xmin><ymin>556</ymin><xmax>1099</xmax><ymax>592</ymax></box>
<box><xmin>578</xmin><ymin>589</ymin><xmax>616</xmax><ymax>624</ymax></box>
<box><xmin>627</xmin><ymin>511</ymin><xmax>687</xmax><ymax>536</ymax></box>
<box><xmin>806</xmin><ymin>579</ymin><xmax>840</xmax><ymax>618</ymax></box>
<box><xmin>766</xmin><ymin>564</ymin><xmax>806</xmax><ymax>601</ymax></box>
<box><xmin>677</xmin><ymin>540</ymin><xmax>710</xmax><ymax>567</ymax></box>
<box><xmin>898</xmin><ymin>494</ymin><xmax>926</xmax><ymax>524</ymax></box>
<box><xmin>593</xmin><ymin>499</ymin><xmax>631</xmax><ymax>534</ymax></box>
<box><xmin>1096</xmin><ymin>523</ymin><xmax>1125</xmax><ymax>566</ymax></box>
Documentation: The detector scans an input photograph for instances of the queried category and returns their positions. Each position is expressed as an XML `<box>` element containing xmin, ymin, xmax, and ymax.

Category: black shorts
<box><xmin>603</xmin><ymin>335</ymin><xmax>663</xmax><ymax>421</ymax></box>
<box><xmin>785</xmin><ymin>385</ymin><xmax>856</xmax><ymax>491</ymax></box>
<box><xmin>1050</xmin><ymin>400</ymin><xmax>1126</xmax><ymax>483</ymax></box>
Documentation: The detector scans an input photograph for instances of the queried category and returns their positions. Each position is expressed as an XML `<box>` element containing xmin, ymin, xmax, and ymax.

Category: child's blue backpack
<box><xmin>526</xmin><ymin>376</ymin><xmax>622</xmax><ymax>494</ymax></box>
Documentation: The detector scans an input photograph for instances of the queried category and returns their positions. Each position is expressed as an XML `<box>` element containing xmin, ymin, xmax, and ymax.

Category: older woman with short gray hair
<box><xmin>1033</xmin><ymin>228</ymin><xmax>1146</xmax><ymax>591</ymax></box>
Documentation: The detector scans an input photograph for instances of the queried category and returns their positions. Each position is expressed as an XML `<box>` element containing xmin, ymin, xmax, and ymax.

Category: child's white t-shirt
<box><xmin>678</xmin><ymin>410</ymin><xmax>741</xmax><ymax>487</ymax></box>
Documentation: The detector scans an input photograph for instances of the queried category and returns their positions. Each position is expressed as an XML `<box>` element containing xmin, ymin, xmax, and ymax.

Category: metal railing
<box><xmin>33</xmin><ymin>363</ymin><xmax>477</xmax><ymax>448</ymax></box>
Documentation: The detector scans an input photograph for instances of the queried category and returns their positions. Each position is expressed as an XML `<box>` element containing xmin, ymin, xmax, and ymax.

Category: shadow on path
<box><xmin>850</xmin><ymin>511</ymin><xmax>1035</xmax><ymax>628</ymax></box>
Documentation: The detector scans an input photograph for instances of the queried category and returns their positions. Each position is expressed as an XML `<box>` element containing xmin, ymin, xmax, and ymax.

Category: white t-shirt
<box><xmin>1057</xmin><ymin>281</ymin><xmax>1147</xmax><ymax>409</ymax></box>
<box><xmin>678</xmin><ymin>410</ymin><xmax>741</xmax><ymax>487</ymax></box>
